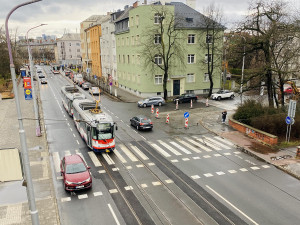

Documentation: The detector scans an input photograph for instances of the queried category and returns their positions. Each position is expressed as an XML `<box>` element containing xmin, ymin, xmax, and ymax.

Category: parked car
<box><xmin>130</xmin><ymin>115</ymin><xmax>153</xmax><ymax>130</ymax></box>
<box><xmin>284</xmin><ymin>87</ymin><xmax>293</xmax><ymax>94</ymax></box>
<box><xmin>65</xmin><ymin>71</ymin><xmax>71</xmax><ymax>77</ymax></box>
<box><xmin>40</xmin><ymin>78</ymin><xmax>47</xmax><ymax>84</ymax></box>
<box><xmin>89</xmin><ymin>86</ymin><xmax>100</xmax><ymax>95</ymax></box>
<box><xmin>211</xmin><ymin>90</ymin><xmax>235</xmax><ymax>100</ymax></box>
<box><xmin>137</xmin><ymin>97</ymin><xmax>165</xmax><ymax>107</ymax></box>
<box><xmin>173</xmin><ymin>93</ymin><xmax>198</xmax><ymax>103</ymax></box>
<box><xmin>60</xmin><ymin>154</ymin><xmax>92</xmax><ymax>191</ymax></box>
<box><xmin>38</xmin><ymin>73</ymin><xmax>45</xmax><ymax>78</ymax></box>
<box><xmin>82</xmin><ymin>82</ymin><xmax>92</xmax><ymax>90</ymax></box>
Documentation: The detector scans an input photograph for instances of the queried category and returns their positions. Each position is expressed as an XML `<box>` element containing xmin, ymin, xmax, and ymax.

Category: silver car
<box><xmin>137</xmin><ymin>97</ymin><xmax>165</xmax><ymax>107</ymax></box>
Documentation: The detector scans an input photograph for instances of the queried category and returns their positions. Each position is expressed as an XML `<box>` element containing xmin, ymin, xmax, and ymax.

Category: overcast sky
<box><xmin>1</xmin><ymin>0</ymin><xmax>299</xmax><ymax>39</ymax></box>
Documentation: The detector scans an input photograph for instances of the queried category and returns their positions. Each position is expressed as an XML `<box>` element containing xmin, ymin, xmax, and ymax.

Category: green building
<box><xmin>115</xmin><ymin>1</ymin><xmax>223</xmax><ymax>98</ymax></box>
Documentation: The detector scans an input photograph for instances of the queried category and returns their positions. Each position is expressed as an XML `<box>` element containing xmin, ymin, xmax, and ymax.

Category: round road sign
<box><xmin>286</xmin><ymin>116</ymin><xmax>291</xmax><ymax>124</ymax></box>
<box><xmin>184</xmin><ymin>112</ymin><xmax>189</xmax><ymax>118</ymax></box>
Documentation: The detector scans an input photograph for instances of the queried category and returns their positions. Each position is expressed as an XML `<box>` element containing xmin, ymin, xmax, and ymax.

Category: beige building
<box><xmin>56</xmin><ymin>33</ymin><xmax>81</xmax><ymax>66</ymax></box>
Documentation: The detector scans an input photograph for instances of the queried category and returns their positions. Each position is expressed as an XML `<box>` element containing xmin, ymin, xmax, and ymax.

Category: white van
<box><xmin>89</xmin><ymin>86</ymin><xmax>100</xmax><ymax>95</ymax></box>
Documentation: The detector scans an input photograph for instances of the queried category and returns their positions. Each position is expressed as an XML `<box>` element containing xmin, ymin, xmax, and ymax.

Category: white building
<box><xmin>56</xmin><ymin>33</ymin><xmax>81</xmax><ymax>66</ymax></box>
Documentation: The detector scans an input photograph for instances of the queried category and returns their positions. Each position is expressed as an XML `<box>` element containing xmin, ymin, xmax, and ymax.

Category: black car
<box><xmin>173</xmin><ymin>93</ymin><xmax>198</xmax><ymax>103</ymax></box>
<box><xmin>130</xmin><ymin>115</ymin><xmax>153</xmax><ymax>130</ymax></box>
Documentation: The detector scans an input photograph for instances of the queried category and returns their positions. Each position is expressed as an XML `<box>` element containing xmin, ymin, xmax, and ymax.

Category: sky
<box><xmin>0</xmin><ymin>0</ymin><xmax>299</xmax><ymax>39</ymax></box>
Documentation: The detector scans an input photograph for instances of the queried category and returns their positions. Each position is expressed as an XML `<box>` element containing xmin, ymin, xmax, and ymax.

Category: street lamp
<box><xmin>27</xmin><ymin>23</ymin><xmax>47</xmax><ymax>137</ymax></box>
<box><xmin>240</xmin><ymin>36</ymin><xmax>246</xmax><ymax>105</ymax></box>
<box><xmin>5</xmin><ymin>1</ymin><xmax>42</xmax><ymax>225</ymax></box>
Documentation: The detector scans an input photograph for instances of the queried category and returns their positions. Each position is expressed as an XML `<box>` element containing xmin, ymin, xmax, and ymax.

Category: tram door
<box><xmin>87</xmin><ymin>125</ymin><xmax>92</xmax><ymax>148</ymax></box>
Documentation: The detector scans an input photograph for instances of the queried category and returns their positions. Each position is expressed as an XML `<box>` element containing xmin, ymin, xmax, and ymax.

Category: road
<box><xmin>39</xmin><ymin>66</ymin><xmax>300</xmax><ymax>225</ymax></box>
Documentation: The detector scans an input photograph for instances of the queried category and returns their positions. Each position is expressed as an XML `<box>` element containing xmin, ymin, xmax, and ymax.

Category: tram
<box><xmin>61</xmin><ymin>85</ymin><xmax>85</xmax><ymax>116</ymax></box>
<box><xmin>72</xmin><ymin>99</ymin><xmax>116</xmax><ymax>153</ymax></box>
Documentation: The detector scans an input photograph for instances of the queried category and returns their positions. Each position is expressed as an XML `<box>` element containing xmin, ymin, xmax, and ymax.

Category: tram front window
<box><xmin>94</xmin><ymin>123</ymin><xmax>113</xmax><ymax>140</ymax></box>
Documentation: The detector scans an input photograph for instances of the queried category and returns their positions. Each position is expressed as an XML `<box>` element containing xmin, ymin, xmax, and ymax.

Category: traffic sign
<box><xmin>24</xmin><ymin>89</ymin><xmax>32</xmax><ymax>100</ymax></box>
<box><xmin>184</xmin><ymin>112</ymin><xmax>189</xmax><ymax>118</ymax></box>
<box><xmin>288</xmin><ymin>100</ymin><xmax>297</xmax><ymax>118</ymax></box>
<box><xmin>86</xmin><ymin>68</ymin><xmax>90</xmax><ymax>73</ymax></box>
<box><xmin>286</xmin><ymin>116</ymin><xmax>291</xmax><ymax>125</ymax></box>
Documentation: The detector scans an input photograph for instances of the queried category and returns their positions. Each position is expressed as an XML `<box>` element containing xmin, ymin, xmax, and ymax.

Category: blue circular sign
<box><xmin>184</xmin><ymin>112</ymin><xmax>189</xmax><ymax>118</ymax></box>
<box><xmin>286</xmin><ymin>116</ymin><xmax>291</xmax><ymax>124</ymax></box>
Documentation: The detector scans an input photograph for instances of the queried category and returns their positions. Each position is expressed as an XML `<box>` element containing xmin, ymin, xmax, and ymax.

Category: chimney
<box><xmin>186</xmin><ymin>0</ymin><xmax>196</xmax><ymax>9</ymax></box>
<box><xmin>133</xmin><ymin>1</ymin><xmax>139</xmax><ymax>8</ymax></box>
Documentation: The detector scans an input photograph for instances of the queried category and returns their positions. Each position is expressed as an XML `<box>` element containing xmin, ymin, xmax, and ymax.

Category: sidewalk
<box><xmin>0</xmin><ymin>80</ymin><xmax>59</xmax><ymax>224</ymax></box>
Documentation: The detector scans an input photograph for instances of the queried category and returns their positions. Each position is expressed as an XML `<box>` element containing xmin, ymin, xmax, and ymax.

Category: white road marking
<box><xmin>148</xmin><ymin>162</ymin><xmax>155</xmax><ymax>166</ymax></box>
<box><xmin>204</xmin><ymin>136</ymin><xmax>231</xmax><ymax>150</ymax></box>
<box><xmin>61</xmin><ymin>197</ymin><xmax>71</xmax><ymax>202</ymax></box>
<box><xmin>158</xmin><ymin>140</ymin><xmax>182</xmax><ymax>156</ymax></box>
<box><xmin>98</xmin><ymin>170</ymin><xmax>106</xmax><ymax>173</ymax></box>
<box><xmin>216</xmin><ymin>171</ymin><xmax>225</xmax><ymax>175</ymax></box>
<box><xmin>191</xmin><ymin>175</ymin><xmax>201</xmax><ymax>179</ymax></box>
<box><xmin>203</xmin><ymin>155</ymin><xmax>211</xmax><ymax>158</ymax></box>
<box><xmin>224</xmin><ymin>153</ymin><xmax>231</xmax><ymax>156</ymax></box>
<box><xmin>262</xmin><ymin>165</ymin><xmax>270</xmax><ymax>168</ymax></box>
<box><xmin>67</xmin><ymin>123</ymin><xmax>70</xmax><ymax>126</ymax></box>
<box><xmin>136</xmin><ymin>164</ymin><xmax>144</xmax><ymax>168</ymax></box>
<box><xmin>119</xmin><ymin>144</ymin><xmax>138</xmax><ymax>162</ymax></box>
<box><xmin>193</xmin><ymin>156</ymin><xmax>200</xmax><ymax>159</ymax></box>
<box><xmin>152</xmin><ymin>181</ymin><xmax>162</xmax><ymax>186</ymax></box>
<box><xmin>228</xmin><ymin>170</ymin><xmax>237</xmax><ymax>174</ymax></box>
<box><xmin>165</xmin><ymin>179</ymin><xmax>173</xmax><ymax>184</ymax></box>
<box><xmin>112</xmin><ymin>168</ymin><xmax>119</xmax><ymax>171</ymax></box>
<box><xmin>88</xmin><ymin>151</ymin><xmax>102</xmax><ymax>167</ymax></box>
<box><xmin>184</xmin><ymin>137</ymin><xmax>212</xmax><ymax>152</ymax></box>
<box><xmin>114</xmin><ymin>149</ymin><xmax>127</xmax><ymax>163</ymax></box>
<box><xmin>115</xmin><ymin>116</ymin><xmax>119</xmax><ymax>119</ymax></box>
<box><xmin>93</xmin><ymin>192</ymin><xmax>103</xmax><ymax>196</ymax></box>
<box><xmin>206</xmin><ymin>185</ymin><xmax>259</xmax><ymax>225</ymax></box>
<box><xmin>65</xmin><ymin>150</ymin><xmax>71</xmax><ymax>156</ymax></box>
<box><xmin>129</xmin><ymin>144</ymin><xmax>149</xmax><ymax>160</ymax></box>
<box><xmin>102</xmin><ymin>153</ymin><xmax>115</xmax><ymax>165</ymax></box>
<box><xmin>240</xmin><ymin>168</ymin><xmax>248</xmax><ymax>172</ymax></box>
<box><xmin>171</xmin><ymin>159</ymin><xmax>179</xmax><ymax>163</ymax></box>
<box><xmin>214</xmin><ymin>154</ymin><xmax>221</xmax><ymax>157</ymax></box>
<box><xmin>108</xmin><ymin>204</ymin><xmax>121</xmax><ymax>225</ymax></box>
<box><xmin>57</xmin><ymin>176</ymin><xmax>63</xmax><ymax>180</ymax></box>
<box><xmin>170</xmin><ymin>141</ymin><xmax>192</xmax><ymax>154</ymax></box>
<box><xmin>175</xmin><ymin>137</ymin><xmax>201</xmax><ymax>153</ymax></box>
<box><xmin>73</xmin><ymin>133</ymin><xmax>76</xmax><ymax>137</ymax></box>
<box><xmin>70</xmin><ymin>128</ymin><xmax>72</xmax><ymax>131</ymax></box>
<box><xmin>182</xmin><ymin>158</ymin><xmax>190</xmax><ymax>161</ymax></box>
<box><xmin>204</xmin><ymin>173</ymin><xmax>213</xmax><ymax>177</ymax></box>
<box><xmin>141</xmin><ymin>184</ymin><xmax>148</xmax><ymax>188</ymax></box>
<box><xmin>194</xmin><ymin>136</ymin><xmax>221</xmax><ymax>151</ymax></box>
<box><xmin>148</xmin><ymin>142</ymin><xmax>171</xmax><ymax>157</ymax></box>
<box><xmin>124</xmin><ymin>186</ymin><xmax>133</xmax><ymax>190</ymax></box>
<box><xmin>251</xmin><ymin>166</ymin><xmax>260</xmax><ymax>170</ymax></box>
<box><xmin>214</xmin><ymin>136</ymin><xmax>235</xmax><ymax>146</ymax></box>
<box><xmin>76</xmin><ymin>140</ymin><xmax>80</xmax><ymax>145</ymax></box>
<box><xmin>53</xmin><ymin>152</ymin><xmax>61</xmax><ymax>173</ymax></box>
<box><xmin>126</xmin><ymin>166</ymin><xmax>132</xmax><ymax>170</ymax></box>
<box><xmin>109</xmin><ymin>189</ymin><xmax>118</xmax><ymax>194</ymax></box>
<box><xmin>78</xmin><ymin>194</ymin><xmax>88</xmax><ymax>199</ymax></box>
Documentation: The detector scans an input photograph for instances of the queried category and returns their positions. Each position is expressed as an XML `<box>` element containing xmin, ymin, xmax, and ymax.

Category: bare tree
<box><xmin>140</xmin><ymin>6</ymin><xmax>185</xmax><ymax>100</ymax></box>
<box><xmin>239</xmin><ymin>0</ymin><xmax>300</xmax><ymax>107</ymax></box>
<box><xmin>200</xmin><ymin>4</ymin><xmax>225</xmax><ymax>97</ymax></box>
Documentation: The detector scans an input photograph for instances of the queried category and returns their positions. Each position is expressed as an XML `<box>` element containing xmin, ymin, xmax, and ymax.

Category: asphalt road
<box><xmin>39</xmin><ymin>66</ymin><xmax>300</xmax><ymax>225</ymax></box>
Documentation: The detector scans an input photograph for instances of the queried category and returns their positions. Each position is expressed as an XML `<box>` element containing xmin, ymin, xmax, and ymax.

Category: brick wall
<box><xmin>229</xmin><ymin>118</ymin><xmax>278</xmax><ymax>145</ymax></box>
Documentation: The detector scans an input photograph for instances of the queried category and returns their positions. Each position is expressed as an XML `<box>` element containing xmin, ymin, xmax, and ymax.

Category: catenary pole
<box><xmin>5</xmin><ymin>1</ymin><xmax>42</xmax><ymax>225</ymax></box>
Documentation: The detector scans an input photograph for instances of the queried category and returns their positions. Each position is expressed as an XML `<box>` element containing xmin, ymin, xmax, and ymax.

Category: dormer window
<box><xmin>186</xmin><ymin>18</ymin><xmax>193</xmax><ymax>23</ymax></box>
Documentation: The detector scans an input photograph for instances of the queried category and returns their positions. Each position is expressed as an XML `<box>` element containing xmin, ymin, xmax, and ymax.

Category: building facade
<box><xmin>56</xmin><ymin>33</ymin><xmax>81</xmax><ymax>66</ymax></box>
<box><xmin>115</xmin><ymin>1</ymin><xmax>223</xmax><ymax>97</ymax></box>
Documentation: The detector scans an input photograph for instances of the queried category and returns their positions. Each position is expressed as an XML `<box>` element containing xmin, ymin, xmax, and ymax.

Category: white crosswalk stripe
<box><xmin>183</xmin><ymin>137</ymin><xmax>212</xmax><ymax>152</ymax></box>
<box><xmin>102</xmin><ymin>153</ymin><xmax>115</xmax><ymax>165</ymax></box>
<box><xmin>214</xmin><ymin>136</ymin><xmax>235</xmax><ymax>146</ymax></box>
<box><xmin>193</xmin><ymin>136</ymin><xmax>221</xmax><ymax>151</ymax></box>
<box><xmin>88</xmin><ymin>151</ymin><xmax>102</xmax><ymax>167</ymax></box>
<box><xmin>149</xmin><ymin>142</ymin><xmax>171</xmax><ymax>157</ymax></box>
<box><xmin>170</xmin><ymin>141</ymin><xmax>192</xmax><ymax>154</ymax></box>
<box><xmin>114</xmin><ymin>149</ymin><xmax>127</xmax><ymax>163</ymax></box>
<box><xmin>204</xmin><ymin>136</ymin><xmax>231</xmax><ymax>150</ymax></box>
<box><xmin>175</xmin><ymin>137</ymin><xmax>201</xmax><ymax>153</ymax></box>
<box><xmin>129</xmin><ymin>144</ymin><xmax>149</xmax><ymax>160</ymax></box>
<box><xmin>52</xmin><ymin>152</ymin><xmax>61</xmax><ymax>173</ymax></box>
<box><xmin>65</xmin><ymin>150</ymin><xmax>71</xmax><ymax>156</ymax></box>
<box><xmin>119</xmin><ymin>144</ymin><xmax>138</xmax><ymax>162</ymax></box>
<box><xmin>158</xmin><ymin>140</ymin><xmax>182</xmax><ymax>156</ymax></box>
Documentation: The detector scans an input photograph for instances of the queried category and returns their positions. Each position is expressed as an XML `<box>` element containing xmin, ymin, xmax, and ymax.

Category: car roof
<box><xmin>64</xmin><ymin>154</ymin><xmax>84</xmax><ymax>164</ymax></box>
<box><xmin>136</xmin><ymin>115</ymin><xmax>149</xmax><ymax>119</ymax></box>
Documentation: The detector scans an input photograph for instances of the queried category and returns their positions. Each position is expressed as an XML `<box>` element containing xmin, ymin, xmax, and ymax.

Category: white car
<box><xmin>89</xmin><ymin>86</ymin><xmax>100</xmax><ymax>95</ymax></box>
<box><xmin>211</xmin><ymin>90</ymin><xmax>235</xmax><ymax>100</ymax></box>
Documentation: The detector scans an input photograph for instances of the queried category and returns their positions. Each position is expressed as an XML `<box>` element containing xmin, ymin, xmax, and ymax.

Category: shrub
<box><xmin>233</xmin><ymin>99</ymin><xmax>264</xmax><ymax>125</ymax></box>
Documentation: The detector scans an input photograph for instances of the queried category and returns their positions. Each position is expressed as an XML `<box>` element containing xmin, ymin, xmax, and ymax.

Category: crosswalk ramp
<box><xmin>52</xmin><ymin>135</ymin><xmax>236</xmax><ymax>173</ymax></box>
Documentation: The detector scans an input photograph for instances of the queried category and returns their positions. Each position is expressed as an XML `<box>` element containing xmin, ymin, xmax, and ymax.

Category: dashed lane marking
<box><xmin>61</xmin><ymin>197</ymin><xmax>71</xmax><ymax>202</ymax></box>
<box><xmin>109</xmin><ymin>189</ymin><xmax>118</xmax><ymax>194</ymax></box>
<box><xmin>93</xmin><ymin>192</ymin><xmax>103</xmax><ymax>196</ymax></box>
<box><xmin>78</xmin><ymin>194</ymin><xmax>88</xmax><ymax>200</ymax></box>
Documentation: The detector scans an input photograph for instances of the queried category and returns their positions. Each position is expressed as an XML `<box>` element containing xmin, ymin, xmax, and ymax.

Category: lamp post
<box><xmin>27</xmin><ymin>23</ymin><xmax>46</xmax><ymax>137</ymax></box>
<box><xmin>5</xmin><ymin>1</ymin><xmax>42</xmax><ymax>225</ymax></box>
<box><xmin>240</xmin><ymin>36</ymin><xmax>246</xmax><ymax>105</ymax></box>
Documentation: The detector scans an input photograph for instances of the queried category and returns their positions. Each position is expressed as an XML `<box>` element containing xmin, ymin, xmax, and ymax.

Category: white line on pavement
<box><xmin>108</xmin><ymin>204</ymin><xmax>121</xmax><ymax>225</ymax></box>
<box><xmin>158</xmin><ymin>140</ymin><xmax>182</xmax><ymax>156</ymax></box>
<box><xmin>52</xmin><ymin>152</ymin><xmax>61</xmax><ymax>173</ymax></box>
<box><xmin>88</xmin><ymin>151</ymin><xmax>102</xmax><ymax>167</ymax></box>
<box><xmin>119</xmin><ymin>144</ymin><xmax>138</xmax><ymax>162</ymax></box>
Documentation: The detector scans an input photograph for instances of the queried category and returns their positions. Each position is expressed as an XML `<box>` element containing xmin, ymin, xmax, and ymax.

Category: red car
<box><xmin>284</xmin><ymin>87</ymin><xmax>293</xmax><ymax>94</ymax></box>
<box><xmin>60</xmin><ymin>154</ymin><xmax>92</xmax><ymax>191</ymax></box>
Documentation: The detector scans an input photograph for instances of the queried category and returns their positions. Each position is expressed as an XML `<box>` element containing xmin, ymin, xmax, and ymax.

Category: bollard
<box><xmin>206</xmin><ymin>98</ymin><xmax>209</xmax><ymax>107</ymax></box>
<box><xmin>190</xmin><ymin>99</ymin><xmax>193</xmax><ymax>108</ymax></box>
<box><xmin>185</xmin><ymin>118</ymin><xmax>188</xmax><ymax>129</ymax></box>
<box><xmin>156</xmin><ymin>108</ymin><xmax>159</xmax><ymax>119</ymax></box>
<box><xmin>296</xmin><ymin>146</ymin><xmax>300</xmax><ymax>158</ymax></box>
<box><xmin>151</xmin><ymin>105</ymin><xmax>154</xmax><ymax>114</ymax></box>
<box><xmin>166</xmin><ymin>113</ymin><xmax>169</xmax><ymax>124</ymax></box>
<box><xmin>175</xmin><ymin>99</ymin><xmax>179</xmax><ymax>110</ymax></box>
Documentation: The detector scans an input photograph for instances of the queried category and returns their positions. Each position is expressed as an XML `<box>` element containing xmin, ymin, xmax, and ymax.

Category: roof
<box><xmin>83</xmin><ymin>15</ymin><xmax>104</xmax><ymax>22</ymax></box>
<box><xmin>114</xmin><ymin>6</ymin><xmax>133</xmax><ymax>22</ymax></box>
<box><xmin>58</xmin><ymin>33</ymin><xmax>80</xmax><ymax>41</ymax></box>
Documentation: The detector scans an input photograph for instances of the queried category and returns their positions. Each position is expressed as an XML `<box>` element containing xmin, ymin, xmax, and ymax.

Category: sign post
<box><xmin>286</xmin><ymin>100</ymin><xmax>297</xmax><ymax>142</ymax></box>
<box><xmin>184</xmin><ymin>112</ymin><xmax>189</xmax><ymax>129</ymax></box>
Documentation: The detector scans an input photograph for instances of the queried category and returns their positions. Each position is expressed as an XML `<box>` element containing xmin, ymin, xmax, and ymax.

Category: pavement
<box><xmin>0</xmin><ymin>79</ymin><xmax>299</xmax><ymax>225</ymax></box>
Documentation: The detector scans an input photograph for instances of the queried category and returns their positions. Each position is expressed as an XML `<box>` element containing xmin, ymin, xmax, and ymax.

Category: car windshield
<box><xmin>141</xmin><ymin>118</ymin><xmax>151</xmax><ymax>123</ymax></box>
<box><xmin>66</xmin><ymin>163</ymin><xmax>86</xmax><ymax>174</ymax></box>
<box><xmin>95</xmin><ymin>123</ymin><xmax>113</xmax><ymax>140</ymax></box>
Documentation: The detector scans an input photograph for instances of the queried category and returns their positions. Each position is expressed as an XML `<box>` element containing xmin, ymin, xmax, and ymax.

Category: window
<box><xmin>69</xmin><ymin>43</ymin><xmax>72</xmax><ymax>46</ymax></box>
<box><xmin>187</xmin><ymin>54</ymin><xmax>195</xmax><ymax>64</ymax></box>
<box><xmin>137</xmin><ymin>55</ymin><xmax>140</xmax><ymax>65</ymax></box>
<box><xmin>126</xmin><ymin>37</ymin><xmax>129</xmax><ymax>45</ymax></box>
<box><xmin>123</xmin><ymin>55</ymin><xmax>125</xmax><ymax>63</ymax></box>
<box><xmin>186</xmin><ymin>73</ymin><xmax>194</xmax><ymax>83</ymax></box>
<box><xmin>155</xmin><ymin>75</ymin><xmax>163</xmax><ymax>84</ymax></box>
<box><xmin>186</xmin><ymin>90</ymin><xmax>194</xmax><ymax>94</ymax></box>
<box><xmin>186</xmin><ymin>18</ymin><xmax>193</xmax><ymax>23</ymax></box>
<box><xmin>136</xmin><ymin>15</ymin><xmax>139</xmax><ymax>25</ymax></box>
<box><xmin>154</xmin><ymin>13</ymin><xmax>162</xmax><ymax>24</ymax></box>
<box><xmin>205</xmin><ymin>54</ymin><xmax>212</xmax><ymax>63</ymax></box>
<box><xmin>204</xmin><ymin>73</ymin><xmax>209</xmax><ymax>82</ymax></box>
<box><xmin>188</xmin><ymin>34</ymin><xmax>195</xmax><ymax>44</ymax></box>
<box><xmin>127</xmin><ymin>55</ymin><xmax>130</xmax><ymax>64</ymax></box>
<box><xmin>77</xmin><ymin>49</ymin><xmax>80</xmax><ymax>52</ymax></box>
<box><xmin>155</xmin><ymin>55</ymin><xmax>162</xmax><ymax>65</ymax></box>
<box><xmin>76</xmin><ymin>43</ymin><xmax>80</xmax><ymax>46</ymax></box>
<box><xmin>132</xmin><ymin>55</ymin><xmax>135</xmax><ymax>64</ymax></box>
<box><xmin>206</xmin><ymin>34</ymin><xmax>213</xmax><ymax>44</ymax></box>
<box><xmin>136</xmin><ymin>35</ymin><xmax>140</xmax><ymax>45</ymax></box>
<box><xmin>131</xmin><ymin>36</ymin><xmax>134</xmax><ymax>45</ymax></box>
<box><xmin>154</xmin><ymin>34</ymin><xmax>161</xmax><ymax>44</ymax></box>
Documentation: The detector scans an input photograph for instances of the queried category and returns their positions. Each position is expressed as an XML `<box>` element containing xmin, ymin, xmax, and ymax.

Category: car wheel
<box><xmin>158</xmin><ymin>102</ymin><xmax>162</xmax><ymax>106</ymax></box>
<box><xmin>230</xmin><ymin>94</ymin><xmax>234</xmax><ymax>99</ymax></box>
<box><xmin>217</xmin><ymin>96</ymin><xmax>221</xmax><ymax>101</ymax></box>
<box><xmin>136</xmin><ymin>125</ymin><xmax>139</xmax><ymax>130</ymax></box>
<box><xmin>143</xmin><ymin>104</ymin><xmax>147</xmax><ymax>108</ymax></box>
